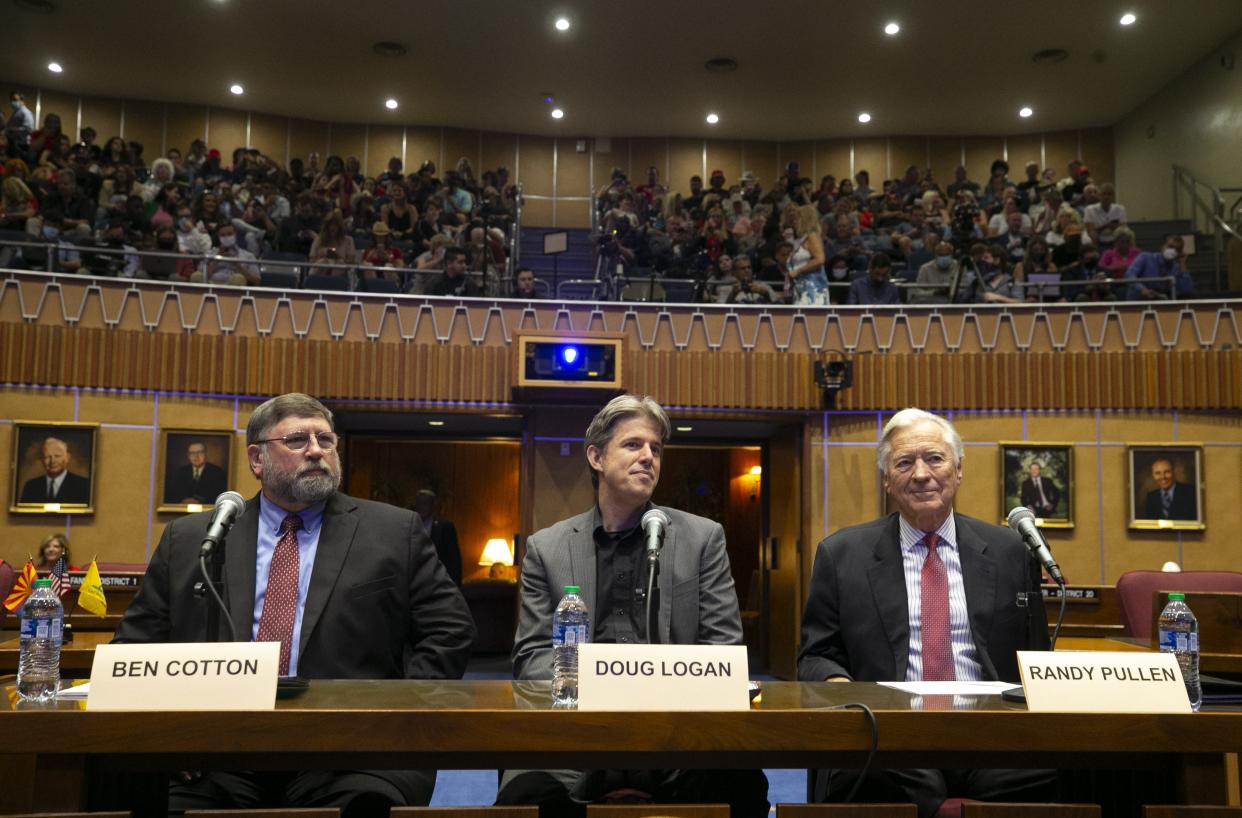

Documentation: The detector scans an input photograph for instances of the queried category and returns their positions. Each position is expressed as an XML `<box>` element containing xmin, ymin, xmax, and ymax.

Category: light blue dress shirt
<box><xmin>252</xmin><ymin>494</ymin><xmax>325</xmax><ymax>677</ymax></box>
<box><xmin>899</xmin><ymin>514</ymin><xmax>983</xmax><ymax>682</ymax></box>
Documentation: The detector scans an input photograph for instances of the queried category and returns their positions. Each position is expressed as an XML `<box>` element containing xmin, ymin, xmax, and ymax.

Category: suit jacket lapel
<box><xmin>568</xmin><ymin>513</ymin><xmax>597</xmax><ymax>638</ymax></box>
<box><xmin>956</xmin><ymin>514</ymin><xmax>999</xmax><ymax>680</ymax></box>
<box><xmin>224</xmin><ymin>496</ymin><xmax>261</xmax><ymax>642</ymax></box>
<box><xmin>298</xmin><ymin>492</ymin><xmax>358</xmax><ymax>656</ymax></box>
<box><xmin>657</xmin><ymin>507</ymin><xmax>675</xmax><ymax>644</ymax></box>
<box><xmin>867</xmin><ymin>515</ymin><xmax>910</xmax><ymax>680</ymax></box>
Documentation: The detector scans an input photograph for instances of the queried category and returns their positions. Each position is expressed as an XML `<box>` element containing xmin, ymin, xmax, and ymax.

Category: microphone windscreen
<box><xmin>214</xmin><ymin>490</ymin><xmax>246</xmax><ymax>514</ymax></box>
<box><xmin>1006</xmin><ymin>506</ymin><xmax>1036</xmax><ymax>528</ymax></box>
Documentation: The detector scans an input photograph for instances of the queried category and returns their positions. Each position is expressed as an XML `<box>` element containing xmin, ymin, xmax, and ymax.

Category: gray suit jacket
<box><xmin>798</xmin><ymin>512</ymin><xmax>1047</xmax><ymax>685</ymax></box>
<box><xmin>511</xmin><ymin>505</ymin><xmax>744</xmax><ymax>680</ymax></box>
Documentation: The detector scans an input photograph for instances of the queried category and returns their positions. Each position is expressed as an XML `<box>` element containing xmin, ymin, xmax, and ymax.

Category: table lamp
<box><xmin>479</xmin><ymin>538</ymin><xmax>514</xmax><ymax>580</ymax></box>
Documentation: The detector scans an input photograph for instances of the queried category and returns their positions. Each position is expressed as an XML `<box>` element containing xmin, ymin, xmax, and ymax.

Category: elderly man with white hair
<box><xmin>799</xmin><ymin>408</ymin><xmax>1055</xmax><ymax>817</ymax></box>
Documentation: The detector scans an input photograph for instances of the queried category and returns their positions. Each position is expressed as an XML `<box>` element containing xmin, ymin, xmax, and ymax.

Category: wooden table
<box><xmin>0</xmin><ymin>631</ymin><xmax>113</xmax><ymax>674</ymax></box>
<box><xmin>1055</xmin><ymin>636</ymin><xmax>1242</xmax><ymax>675</ymax></box>
<box><xmin>0</xmin><ymin>680</ymin><xmax>1239</xmax><ymax>816</ymax></box>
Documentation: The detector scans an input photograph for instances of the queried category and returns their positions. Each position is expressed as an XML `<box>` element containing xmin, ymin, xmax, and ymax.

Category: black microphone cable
<box><xmin>1050</xmin><ymin>575</ymin><xmax>1068</xmax><ymax>651</ymax></box>
<box><xmin>199</xmin><ymin>552</ymin><xmax>237</xmax><ymax>639</ymax></box>
<box><xmin>818</xmin><ymin>702</ymin><xmax>879</xmax><ymax>803</ymax></box>
<box><xmin>644</xmin><ymin>557</ymin><xmax>658</xmax><ymax>645</ymax></box>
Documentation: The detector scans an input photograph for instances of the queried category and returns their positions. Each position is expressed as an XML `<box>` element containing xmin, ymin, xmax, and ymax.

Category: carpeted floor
<box><xmin>428</xmin><ymin>655</ymin><xmax>807</xmax><ymax>808</ymax></box>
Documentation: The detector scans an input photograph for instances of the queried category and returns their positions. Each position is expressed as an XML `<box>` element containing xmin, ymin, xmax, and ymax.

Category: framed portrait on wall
<box><xmin>1128</xmin><ymin>444</ymin><xmax>1204</xmax><ymax>530</ymax></box>
<box><xmin>10</xmin><ymin>421</ymin><xmax>99</xmax><ymax>514</ymax></box>
<box><xmin>157</xmin><ymin>429</ymin><xmax>234</xmax><ymax>513</ymax></box>
<box><xmin>999</xmin><ymin>442</ymin><xmax>1074</xmax><ymax>528</ymax></box>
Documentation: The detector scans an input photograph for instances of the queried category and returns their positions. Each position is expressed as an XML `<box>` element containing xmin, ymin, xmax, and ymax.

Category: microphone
<box><xmin>200</xmin><ymin>491</ymin><xmax>247</xmax><ymax>558</ymax></box>
<box><xmin>641</xmin><ymin>508</ymin><xmax>670</xmax><ymax>564</ymax></box>
<box><xmin>1007</xmin><ymin>506</ymin><xmax>1065</xmax><ymax>585</ymax></box>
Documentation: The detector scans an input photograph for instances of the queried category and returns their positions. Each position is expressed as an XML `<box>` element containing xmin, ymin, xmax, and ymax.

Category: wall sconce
<box><xmin>748</xmin><ymin>465</ymin><xmax>762</xmax><ymax>501</ymax></box>
<box><xmin>479</xmin><ymin>538</ymin><xmax>515</xmax><ymax>580</ymax></box>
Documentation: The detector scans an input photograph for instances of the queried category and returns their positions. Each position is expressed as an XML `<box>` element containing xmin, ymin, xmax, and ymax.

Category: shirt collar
<box><xmin>899</xmin><ymin>513</ymin><xmax>957</xmax><ymax>553</ymax></box>
<box><xmin>259</xmin><ymin>493</ymin><xmax>326</xmax><ymax>538</ymax></box>
<box><xmin>591</xmin><ymin>501</ymin><xmax>652</xmax><ymax>539</ymax></box>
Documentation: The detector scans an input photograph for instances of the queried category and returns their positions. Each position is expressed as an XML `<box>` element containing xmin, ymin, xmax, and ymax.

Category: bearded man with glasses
<box><xmin>115</xmin><ymin>392</ymin><xmax>476</xmax><ymax>817</ymax></box>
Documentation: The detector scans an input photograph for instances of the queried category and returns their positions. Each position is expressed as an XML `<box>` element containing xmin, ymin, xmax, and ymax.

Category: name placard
<box><xmin>1017</xmin><ymin>650</ymin><xmax>1192</xmax><ymax>713</ymax></box>
<box><xmin>577</xmin><ymin>643</ymin><xmax>749</xmax><ymax>711</ymax></box>
<box><xmin>87</xmin><ymin>642</ymin><xmax>280</xmax><ymax>711</ymax></box>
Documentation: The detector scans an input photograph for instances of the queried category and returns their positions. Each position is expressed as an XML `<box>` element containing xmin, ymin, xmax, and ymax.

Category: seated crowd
<box><xmin>594</xmin><ymin>157</ymin><xmax>1196</xmax><ymax>305</ymax></box>
<box><xmin>0</xmin><ymin>92</ymin><xmax>518</xmax><ymax>295</ymax></box>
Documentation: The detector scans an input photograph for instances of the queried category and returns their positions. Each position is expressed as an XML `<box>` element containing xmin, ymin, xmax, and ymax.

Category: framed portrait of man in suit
<box><xmin>157</xmin><ymin>429</ymin><xmax>234</xmax><ymax>512</ymax></box>
<box><xmin>999</xmin><ymin>442</ymin><xmax>1073</xmax><ymax>529</ymax></box>
<box><xmin>10</xmin><ymin>421</ymin><xmax>99</xmax><ymax>514</ymax></box>
<box><xmin>1128</xmin><ymin>444</ymin><xmax>1204</xmax><ymax>531</ymax></box>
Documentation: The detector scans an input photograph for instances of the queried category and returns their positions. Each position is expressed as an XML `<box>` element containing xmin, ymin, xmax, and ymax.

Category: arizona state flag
<box><xmin>76</xmin><ymin>559</ymin><xmax>108</xmax><ymax>617</ymax></box>
<box><xmin>3</xmin><ymin>560</ymin><xmax>37</xmax><ymax>613</ymax></box>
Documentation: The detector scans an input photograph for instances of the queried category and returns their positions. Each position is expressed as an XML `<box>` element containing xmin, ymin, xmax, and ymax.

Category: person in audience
<box><xmin>429</xmin><ymin>247</ymin><xmax>481</xmax><ymax>297</ymax></box>
<box><xmin>725</xmin><ymin>255</ymin><xmax>775</xmax><ymax>304</ymax></box>
<box><xmin>196</xmin><ymin>222</ymin><xmax>259</xmax><ymax>285</ymax></box>
<box><xmin>499</xmin><ymin>394</ymin><xmax>769</xmax><ymax>818</ymax></box>
<box><xmin>1028</xmin><ymin>187</ymin><xmax>1062</xmax><ymax>236</ymax></box>
<box><xmin>32</xmin><ymin>132</ymin><xmax>72</xmax><ymax>182</ymax></box>
<box><xmin>1015</xmin><ymin>161</ymin><xmax>1042</xmax><ymax>207</ymax></box>
<box><xmin>847</xmin><ymin>253</ymin><xmax>901</xmax><ymax>306</ymax></box>
<box><xmin>1082</xmin><ymin>183</ymin><xmax>1127</xmax><ymax>247</ymax></box>
<box><xmin>175</xmin><ymin>204</ymin><xmax>213</xmax><ymax>268</ymax></box>
<box><xmin>799</xmin><ymin>408</ymin><xmax>1054</xmax><ymax>818</ymax></box>
<box><xmin>35</xmin><ymin>532</ymin><xmax>73</xmax><ymax>572</ymax></box>
<box><xmin>1099</xmin><ymin>226</ymin><xmax>1140</xmax><ymax>280</ymax></box>
<box><xmin>145</xmin><ymin>225</ymin><xmax>188</xmax><ymax>279</ymax></box>
<box><xmin>314</xmin><ymin>154</ymin><xmax>355</xmax><ymax>212</ymax></box>
<box><xmin>972</xmin><ymin>247</ymin><xmax>1021</xmax><ymax>304</ymax></box>
<box><xmin>379</xmin><ymin>180</ymin><xmax>417</xmax><ymax>242</ymax></box>
<box><xmin>6</xmin><ymin>92</ymin><xmax>35</xmax><ymax>157</ymax></box>
<box><xmin>1</xmin><ymin>176</ymin><xmax>35</xmax><ymax>231</ymax></box>
<box><xmin>1012</xmin><ymin>236</ymin><xmax>1056</xmax><ymax>298</ymax></box>
<box><xmin>413</xmin><ymin>232</ymin><xmax>453</xmax><ymax>271</ymax></box>
<box><xmin>233</xmin><ymin>197</ymin><xmax>279</xmax><ymax>256</ymax></box>
<box><xmin>114</xmin><ymin>392</ymin><xmax>475</xmax><ymax>817</ymax></box>
<box><xmin>98</xmin><ymin>136</ymin><xmax>129</xmax><ymax>177</ymax></box>
<box><xmin>93</xmin><ymin>217</ymin><xmax>142</xmax><ymax>278</ymax></box>
<box><xmin>360</xmin><ymin>221</ymin><xmax>405</xmax><ymax>282</ymax></box>
<box><xmin>1142</xmin><ymin>457</ymin><xmax>1198</xmax><ymax>520</ymax></box>
<box><xmin>19</xmin><ymin>435</ymin><xmax>91</xmax><ymax>504</ymax></box>
<box><xmin>825</xmin><ymin>253</ymin><xmax>854</xmax><ymax>298</ymax></box>
<box><xmin>1044</xmin><ymin>208</ymin><xmax>1091</xmax><ymax>269</ymax></box>
<box><xmin>513</xmin><ymin>266</ymin><xmax>541</xmax><ymax>299</ymax></box>
<box><xmin>412</xmin><ymin>197</ymin><xmax>444</xmax><ymax>253</ymax></box>
<box><xmin>909</xmin><ymin>238</ymin><xmax>959</xmax><ymax>305</ymax></box>
<box><xmin>1125</xmin><ymin>234</ymin><xmax>1194</xmax><ymax>300</ymax></box>
<box><xmin>309</xmin><ymin>210</ymin><xmax>357</xmax><ymax>277</ymax></box>
<box><xmin>946</xmin><ymin>165</ymin><xmax>979</xmax><ymax>198</ymax></box>
<box><xmin>277</xmin><ymin>193</ymin><xmax>321</xmax><ymax>256</ymax></box>
<box><xmin>986</xmin><ymin>197</ymin><xmax>1031</xmax><ymax>237</ymax></box>
<box><xmin>702</xmin><ymin>254</ymin><xmax>737</xmax><ymax>303</ymax></box>
<box><xmin>441</xmin><ymin>172</ymin><xmax>474</xmax><ymax>225</ymax></box>
<box><xmin>787</xmin><ymin>204</ymin><xmax>829</xmax><ymax>305</ymax></box>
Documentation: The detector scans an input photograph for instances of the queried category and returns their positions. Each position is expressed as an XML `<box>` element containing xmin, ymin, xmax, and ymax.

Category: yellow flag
<box><xmin>77</xmin><ymin>559</ymin><xmax>108</xmax><ymax>617</ymax></box>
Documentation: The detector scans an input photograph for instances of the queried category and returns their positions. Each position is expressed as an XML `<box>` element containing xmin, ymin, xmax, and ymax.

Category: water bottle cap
<box><xmin>32</xmin><ymin>578</ymin><xmax>52</xmax><ymax>588</ymax></box>
<box><xmin>564</xmin><ymin>585</ymin><xmax>580</xmax><ymax>594</ymax></box>
<box><xmin>1168</xmin><ymin>592</ymin><xmax>1185</xmax><ymax>601</ymax></box>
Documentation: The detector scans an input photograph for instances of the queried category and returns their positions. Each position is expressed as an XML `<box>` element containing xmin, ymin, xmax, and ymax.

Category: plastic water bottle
<box><xmin>1157</xmin><ymin>592</ymin><xmax>1201</xmax><ymax>711</ymax></box>
<box><xmin>17</xmin><ymin>579</ymin><xmax>64</xmax><ymax>703</ymax></box>
<box><xmin>551</xmin><ymin>585</ymin><xmax>589</xmax><ymax>708</ymax></box>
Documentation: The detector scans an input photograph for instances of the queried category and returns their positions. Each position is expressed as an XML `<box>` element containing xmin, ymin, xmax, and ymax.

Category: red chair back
<box><xmin>1115</xmin><ymin>570</ymin><xmax>1242</xmax><ymax>639</ymax></box>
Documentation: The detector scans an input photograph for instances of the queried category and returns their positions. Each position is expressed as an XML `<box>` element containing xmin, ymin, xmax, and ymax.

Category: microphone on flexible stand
<box><xmin>200</xmin><ymin>491</ymin><xmax>247</xmax><ymax>558</ymax></box>
<box><xmin>198</xmin><ymin>490</ymin><xmax>245</xmax><ymax>642</ymax></box>
<box><xmin>640</xmin><ymin>508</ymin><xmax>670</xmax><ymax>645</ymax></box>
<box><xmin>1002</xmin><ymin>506</ymin><xmax>1068</xmax><ymax>704</ymax></box>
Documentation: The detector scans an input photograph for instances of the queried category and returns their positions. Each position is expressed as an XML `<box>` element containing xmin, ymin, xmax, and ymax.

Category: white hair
<box><xmin>876</xmin><ymin>408</ymin><xmax>964</xmax><ymax>475</ymax></box>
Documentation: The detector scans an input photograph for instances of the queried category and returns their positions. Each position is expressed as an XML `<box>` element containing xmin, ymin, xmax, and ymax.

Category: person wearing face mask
<box><xmin>92</xmin><ymin>218</ymin><xmax>141</xmax><ymax>278</ymax></box>
<box><xmin>1012</xmin><ymin>236</ymin><xmax>1057</xmax><ymax>300</ymax></box>
<box><xmin>826</xmin><ymin>253</ymin><xmax>854</xmax><ymax>300</ymax></box>
<box><xmin>144</xmin><ymin>226</ymin><xmax>187</xmax><ymax>279</ymax></box>
<box><xmin>971</xmin><ymin>246</ymin><xmax>1020</xmax><ymax>304</ymax></box>
<box><xmin>5</xmin><ymin>92</ymin><xmax>35</xmax><ymax>158</ymax></box>
<box><xmin>1125</xmin><ymin>234</ymin><xmax>1195</xmax><ymax>300</ymax></box>
<box><xmin>909</xmin><ymin>237</ymin><xmax>960</xmax><ymax>304</ymax></box>
<box><xmin>196</xmin><ymin>222</ymin><xmax>260</xmax><ymax>286</ymax></box>
<box><xmin>175</xmin><ymin>206</ymin><xmax>213</xmax><ymax>264</ymax></box>
<box><xmin>37</xmin><ymin>210</ymin><xmax>83</xmax><ymax>273</ymax></box>
<box><xmin>847</xmin><ymin>253</ymin><xmax>901</xmax><ymax>306</ymax></box>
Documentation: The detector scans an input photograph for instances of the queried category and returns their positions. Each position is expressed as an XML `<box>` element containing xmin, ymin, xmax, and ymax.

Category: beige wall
<box><xmin>12</xmin><ymin>84</ymin><xmax>1113</xmax><ymax>230</ymax></box>
<box><xmin>1114</xmin><ymin>30</ymin><xmax>1242</xmax><ymax>221</ymax></box>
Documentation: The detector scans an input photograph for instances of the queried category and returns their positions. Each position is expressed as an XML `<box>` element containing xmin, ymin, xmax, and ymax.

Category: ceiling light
<box><xmin>384</xmin><ymin>98</ymin><xmax>398</xmax><ymax>110</ymax></box>
<box><xmin>551</xmin><ymin>108</ymin><xmax>564</xmax><ymax>119</ymax></box>
<box><xmin>555</xmin><ymin>17</ymin><xmax>570</xmax><ymax>31</ymax></box>
<box><xmin>884</xmin><ymin>22</ymin><xmax>900</xmax><ymax>35</ymax></box>
<box><xmin>705</xmin><ymin>113</ymin><xmax>719</xmax><ymax>124</ymax></box>
<box><xmin>1019</xmin><ymin>106</ymin><xmax>1034</xmax><ymax>118</ymax></box>
<box><xmin>428</xmin><ymin>420</ymin><xmax>445</xmax><ymax>427</ymax></box>
<box><xmin>1119</xmin><ymin>12</ymin><xmax>1136</xmax><ymax>25</ymax></box>
<box><xmin>857</xmin><ymin>112</ymin><xmax>872</xmax><ymax>123</ymax></box>
<box><xmin>47</xmin><ymin>61</ymin><xmax>63</xmax><ymax>73</ymax></box>
<box><xmin>229</xmin><ymin>84</ymin><xmax>244</xmax><ymax>95</ymax></box>
<box><xmin>676</xmin><ymin>426</ymin><xmax>693</xmax><ymax>432</ymax></box>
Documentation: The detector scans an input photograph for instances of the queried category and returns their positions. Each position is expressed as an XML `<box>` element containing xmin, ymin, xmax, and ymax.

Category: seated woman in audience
<box><xmin>978</xmin><ymin>172</ymin><xmax>1009</xmax><ymax>217</ymax></box>
<box><xmin>379</xmin><ymin>181</ymin><xmax>418</xmax><ymax>242</ymax></box>
<box><xmin>98</xmin><ymin>164</ymin><xmax>139</xmax><ymax>224</ymax></box>
<box><xmin>1</xmin><ymin>176</ymin><xmax>36</xmax><ymax>230</ymax></box>
<box><xmin>99</xmin><ymin>136</ymin><xmax>129</xmax><ymax>178</ymax></box>
<box><xmin>149</xmin><ymin>184</ymin><xmax>181</xmax><ymax>230</ymax></box>
<box><xmin>141</xmin><ymin>158</ymin><xmax>176</xmax><ymax>202</ymax></box>
<box><xmin>1012</xmin><ymin>235</ymin><xmax>1057</xmax><ymax>299</ymax></box>
<box><xmin>35</xmin><ymin>532</ymin><xmax>74</xmax><ymax>572</ymax></box>
<box><xmin>27</xmin><ymin>113</ymin><xmax>63</xmax><ymax>165</ymax></box>
<box><xmin>1029</xmin><ymin>188</ymin><xmax>1062</xmax><ymax>235</ymax></box>
<box><xmin>1045</xmin><ymin>207</ymin><xmax>1092</xmax><ymax>268</ymax></box>
<box><xmin>32</xmin><ymin>133</ymin><xmax>72</xmax><ymax>182</ymax></box>
<box><xmin>232</xmin><ymin>197</ymin><xmax>278</xmax><ymax>256</ymax></box>
<box><xmin>314</xmin><ymin>154</ymin><xmax>355</xmax><ymax>213</ymax></box>
<box><xmin>360</xmin><ymin>221</ymin><xmax>405</xmax><ymax>283</ymax></box>
<box><xmin>195</xmin><ymin>190</ymin><xmax>226</xmax><ymax>238</ymax></box>
<box><xmin>309</xmin><ymin>210</ymin><xmax>357</xmax><ymax>277</ymax></box>
<box><xmin>1099</xmin><ymin>227</ymin><xmax>1140</xmax><ymax>280</ymax></box>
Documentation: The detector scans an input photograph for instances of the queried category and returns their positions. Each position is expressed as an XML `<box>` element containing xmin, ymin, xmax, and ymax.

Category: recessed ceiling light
<box><xmin>47</xmin><ymin>61</ymin><xmax>63</xmax><ymax>73</ymax></box>
<box><xmin>676</xmin><ymin>425</ymin><xmax>693</xmax><ymax>432</ymax></box>
<box><xmin>857</xmin><ymin>112</ymin><xmax>872</xmax><ymax>123</ymax></box>
<box><xmin>229</xmin><ymin>84</ymin><xmax>244</xmax><ymax>95</ymax></box>
<box><xmin>884</xmin><ymin>21</ymin><xmax>900</xmax><ymax>35</ymax></box>
<box><xmin>1019</xmin><ymin>106</ymin><xmax>1034</xmax><ymax>118</ymax></box>
<box><xmin>705</xmin><ymin>113</ymin><xmax>719</xmax><ymax>124</ymax></box>
<box><xmin>428</xmin><ymin>420</ymin><xmax>445</xmax><ymax>427</ymax></box>
<box><xmin>555</xmin><ymin>17</ymin><xmax>570</xmax><ymax>31</ymax></box>
<box><xmin>384</xmin><ymin>98</ymin><xmax>398</xmax><ymax>110</ymax></box>
<box><xmin>1119</xmin><ymin>12</ymin><xmax>1136</xmax><ymax>25</ymax></box>
<box><xmin>551</xmin><ymin>108</ymin><xmax>565</xmax><ymax>119</ymax></box>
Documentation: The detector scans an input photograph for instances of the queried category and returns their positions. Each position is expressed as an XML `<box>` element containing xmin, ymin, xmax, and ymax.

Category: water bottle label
<box><xmin>1158</xmin><ymin>629</ymin><xmax>1198</xmax><ymax>653</ymax></box>
<box><xmin>553</xmin><ymin>622</ymin><xmax>587</xmax><ymax>646</ymax></box>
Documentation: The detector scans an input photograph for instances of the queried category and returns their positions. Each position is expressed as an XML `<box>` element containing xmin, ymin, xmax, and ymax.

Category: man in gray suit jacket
<box><xmin>115</xmin><ymin>393</ymin><xmax>476</xmax><ymax>817</ymax></box>
<box><xmin>498</xmin><ymin>394</ymin><xmax>768</xmax><ymax>818</ymax></box>
<box><xmin>798</xmin><ymin>408</ymin><xmax>1053</xmax><ymax>818</ymax></box>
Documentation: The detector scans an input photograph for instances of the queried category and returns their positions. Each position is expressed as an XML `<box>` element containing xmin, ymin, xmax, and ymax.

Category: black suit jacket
<box><xmin>165</xmin><ymin>461</ymin><xmax>229</xmax><ymax>505</ymax></box>
<box><xmin>1143</xmin><ymin>483</ymin><xmax>1198</xmax><ymax>521</ymax></box>
<box><xmin>1019</xmin><ymin>476</ymin><xmax>1061</xmax><ymax>515</ymax></box>
<box><xmin>19</xmin><ymin>471</ymin><xmax>91</xmax><ymax>504</ymax></box>
<box><xmin>798</xmin><ymin>512</ymin><xmax>1047</xmax><ymax>684</ymax></box>
<box><xmin>114</xmin><ymin>492</ymin><xmax>476</xmax><ymax>680</ymax></box>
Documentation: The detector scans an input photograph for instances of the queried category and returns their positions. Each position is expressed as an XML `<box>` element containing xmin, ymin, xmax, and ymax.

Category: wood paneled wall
<box><xmin>14</xmin><ymin>84</ymin><xmax>1115</xmax><ymax>229</ymax></box>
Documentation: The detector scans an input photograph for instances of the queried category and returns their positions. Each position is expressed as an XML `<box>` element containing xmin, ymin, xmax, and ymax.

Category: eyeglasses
<box><xmin>255</xmin><ymin>430</ymin><xmax>339</xmax><ymax>451</ymax></box>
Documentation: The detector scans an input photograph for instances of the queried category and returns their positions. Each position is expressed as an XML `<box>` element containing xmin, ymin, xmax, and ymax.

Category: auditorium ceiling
<box><xmin>7</xmin><ymin>0</ymin><xmax>1242</xmax><ymax>140</ymax></box>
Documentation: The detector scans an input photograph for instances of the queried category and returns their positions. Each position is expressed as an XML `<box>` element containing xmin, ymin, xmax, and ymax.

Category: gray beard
<box><xmin>262</xmin><ymin>452</ymin><xmax>339</xmax><ymax>506</ymax></box>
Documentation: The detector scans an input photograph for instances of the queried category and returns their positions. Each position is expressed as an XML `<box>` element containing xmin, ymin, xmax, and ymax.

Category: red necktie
<box><xmin>257</xmin><ymin>513</ymin><xmax>302</xmax><ymax>676</ymax></box>
<box><xmin>920</xmin><ymin>533</ymin><xmax>955</xmax><ymax>681</ymax></box>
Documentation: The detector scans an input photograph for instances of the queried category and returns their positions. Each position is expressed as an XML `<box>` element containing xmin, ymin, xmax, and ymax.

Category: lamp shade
<box><xmin>479</xmin><ymin>538</ymin><xmax>514</xmax><ymax>567</ymax></box>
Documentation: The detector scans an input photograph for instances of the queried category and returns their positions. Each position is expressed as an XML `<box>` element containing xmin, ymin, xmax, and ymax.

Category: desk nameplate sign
<box><xmin>1017</xmin><ymin>650</ymin><xmax>1192</xmax><ymax>713</ymax></box>
<box><xmin>87</xmin><ymin>642</ymin><xmax>280</xmax><ymax>711</ymax></box>
<box><xmin>577</xmin><ymin>643</ymin><xmax>749</xmax><ymax>711</ymax></box>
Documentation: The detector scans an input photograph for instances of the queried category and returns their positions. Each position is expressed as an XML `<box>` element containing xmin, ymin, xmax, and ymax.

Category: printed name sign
<box><xmin>578</xmin><ymin>643</ymin><xmax>749</xmax><ymax>711</ymax></box>
<box><xmin>1017</xmin><ymin>650</ymin><xmax>1192</xmax><ymax>713</ymax></box>
<box><xmin>87</xmin><ymin>642</ymin><xmax>280</xmax><ymax>711</ymax></box>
